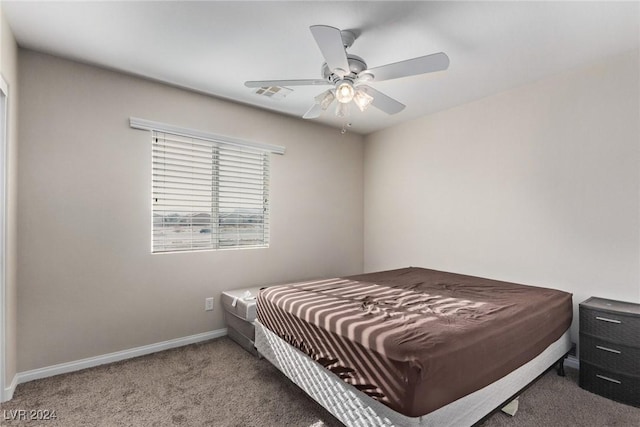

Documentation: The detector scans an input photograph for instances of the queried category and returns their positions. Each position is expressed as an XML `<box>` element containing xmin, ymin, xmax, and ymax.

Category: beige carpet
<box><xmin>2</xmin><ymin>337</ymin><xmax>638</xmax><ymax>426</ymax></box>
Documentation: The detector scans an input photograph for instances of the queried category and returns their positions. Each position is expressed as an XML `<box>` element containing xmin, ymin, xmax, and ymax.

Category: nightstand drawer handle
<box><xmin>595</xmin><ymin>316</ymin><xmax>621</xmax><ymax>324</ymax></box>
<box><xmin>595</xmin><ymin>345</ymin><xmax>621</xmax><ymax>354</ymax></box>
<box><xmin>596</xmin><ymin>374</ymin><xmax>621</xmax><ymax>384</ymax></box>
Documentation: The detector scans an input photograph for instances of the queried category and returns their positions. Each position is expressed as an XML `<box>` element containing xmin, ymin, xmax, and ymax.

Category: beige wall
<box><xmin>17</xmin><ymin>50</ymin><xmax>364</xmax><ymax>371</ymax></box>
<box><xmin>0</xmin><ymin>6</ymin><xmax>19</xmax><ymax>393</ymax></box>
<box><xmin>364</xmin><ymin>50</ymin><xmax>640</xmax><ymax>342</ymax></box>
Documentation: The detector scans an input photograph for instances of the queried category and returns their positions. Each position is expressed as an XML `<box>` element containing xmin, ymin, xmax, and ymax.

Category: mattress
<box><xmin>256</xmin><ymin>267</ymin><xmax>572</xmax><ymax>417</ymax></box>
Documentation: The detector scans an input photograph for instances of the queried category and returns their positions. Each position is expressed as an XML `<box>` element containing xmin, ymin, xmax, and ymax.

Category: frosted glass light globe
<box><xmin>336</xmin><ymin>81</ymin><xmax>355</xmax><ymax>103</ymax></box>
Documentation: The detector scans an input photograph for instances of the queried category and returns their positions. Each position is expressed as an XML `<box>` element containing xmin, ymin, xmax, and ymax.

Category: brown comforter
<box><xmin>257</xmin><ymin>267</ymin><xmax>572</xmax><ymax>417</ymax></box>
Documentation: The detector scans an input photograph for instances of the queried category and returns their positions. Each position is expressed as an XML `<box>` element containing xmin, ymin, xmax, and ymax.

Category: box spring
<box><xmin>255</xmin><ymin>320</ymin><xmax>572</xmax><ymax>427</ymax></box>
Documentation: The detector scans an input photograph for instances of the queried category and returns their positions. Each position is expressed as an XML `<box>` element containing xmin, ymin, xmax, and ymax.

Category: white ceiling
<box><xmin>3</xmin><ymin>1</ymin><xmax>639</xmax><ymax>135</ymax></box>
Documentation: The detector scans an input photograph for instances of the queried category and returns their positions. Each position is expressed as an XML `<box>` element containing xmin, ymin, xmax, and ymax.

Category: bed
<box><xmin>255</xmin><ymin>267</ymin><xmax>573</xmax><ymax>426</ymax></box>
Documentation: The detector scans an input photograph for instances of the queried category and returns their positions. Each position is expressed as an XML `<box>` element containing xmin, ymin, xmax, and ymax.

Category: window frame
<box><xmin>129</xmin><ymin>118</ymin><xmax>285</xmax><ymax>254</ymax></box>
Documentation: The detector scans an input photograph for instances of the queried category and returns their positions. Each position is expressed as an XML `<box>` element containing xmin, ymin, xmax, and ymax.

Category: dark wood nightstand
<box><xmin>579</xmin><ymin>297</ymin><xmax>640</xmax><ymax>407</ymax></box>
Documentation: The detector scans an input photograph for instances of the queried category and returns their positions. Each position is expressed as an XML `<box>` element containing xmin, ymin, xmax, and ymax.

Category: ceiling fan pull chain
<box><xmin>341</xmin><ymin>121</ymin><xmax>352</xmax><ymax>135</ymax></box>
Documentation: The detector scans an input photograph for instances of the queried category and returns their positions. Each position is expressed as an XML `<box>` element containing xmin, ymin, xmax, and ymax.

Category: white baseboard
<box><xmin>564</xmin><ymin>355</ymin><xmax>579</xmax><ymax>370</ymax></box>
<box><xmin>2</xmin><ymin>373</ymin><xmax>18</xmax><ymax>402</ymax></box>
<box><xmin>15</xmin><ymin>328</ymin><xmax>227</xmax><ymax>386</ymax></box>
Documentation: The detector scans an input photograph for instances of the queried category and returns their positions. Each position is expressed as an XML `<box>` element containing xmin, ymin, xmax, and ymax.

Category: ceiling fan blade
<box><xmin>245</xmin><ymin>79</ymin><xmax>329</xmax><ymax>88</ymax></box>
<box><xmin>310</xmin><ymin>25</ymin><xmax>350</xmax><ymax>76</ymax></box>
<box><xmin>358</xmin><ymin>85</ymin><xmax>406</xmax><ymax>115</ymax></box>
<box><xmin>367</xmin><ymin>52</ymin><xmax>449</xmax><ymax>82</ymax></box>
<box><xmin>303</xmin><ymin>103</ymin><xmax>323</xmax><ymax>119</ymax></box>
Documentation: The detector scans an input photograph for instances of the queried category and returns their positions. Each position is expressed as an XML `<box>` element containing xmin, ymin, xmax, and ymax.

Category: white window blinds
<box><xmin>152</xmin><ymin>131</ymin><xmax>270</xmax><ymax>253</ymax></box>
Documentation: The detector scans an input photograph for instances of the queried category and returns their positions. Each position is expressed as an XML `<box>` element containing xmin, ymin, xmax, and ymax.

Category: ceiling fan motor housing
<box><xmin>322</xmin><ymin>54</ymin><xmax>368</xmax><ymax>84</ymax></box>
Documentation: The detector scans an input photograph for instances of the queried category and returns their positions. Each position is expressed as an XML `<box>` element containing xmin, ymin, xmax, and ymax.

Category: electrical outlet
<box><xmin>205</xmin><ymin>297</ymin><xmax>214</xmax><ymax>311</ymax></box>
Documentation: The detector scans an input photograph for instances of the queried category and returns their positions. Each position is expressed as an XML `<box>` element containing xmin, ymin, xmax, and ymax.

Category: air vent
<box><xmin>254</xmin><ymin>86</ymin><xmax>292</xmax><ymax>100</ymax></box>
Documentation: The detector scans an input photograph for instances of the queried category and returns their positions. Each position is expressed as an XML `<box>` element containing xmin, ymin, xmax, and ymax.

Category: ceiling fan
<box><xmin>245</xmin><ymin>25</ymin><xmax>449</xmax><ymax>120</ymax></box>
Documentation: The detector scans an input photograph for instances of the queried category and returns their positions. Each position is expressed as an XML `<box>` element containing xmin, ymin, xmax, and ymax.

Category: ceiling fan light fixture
<box><xmin>335</xmin><ymin>101</ymin><xmax>350</xmax><ymax>118</ymax></box>
<box><xmin>315</xmin><ymin>89</ymin><xmax>336</xmax><ymax>110</ymax></box>
<box><xmin>335</xmin><ymin>81</ymin><xmax>355</xmax><ymax>103</ymax></box>
<box><xmin>353</xmin><ymin>89</ymin><xmax>374</xmax><ymax>112</ymax></box>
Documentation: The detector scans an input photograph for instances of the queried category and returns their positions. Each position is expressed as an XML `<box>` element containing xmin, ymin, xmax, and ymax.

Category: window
<box><xmin>130</xmin><ymin>118</ymin><xmax>284</xmax><ymax>253</ymax></box>
<box><xmin>151</xmin><ymin>131</ymin><xmax>270</xmax><ymax>253</ymax></box>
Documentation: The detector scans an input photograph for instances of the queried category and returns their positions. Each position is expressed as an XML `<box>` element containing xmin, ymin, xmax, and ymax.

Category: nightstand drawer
<box><xmin>580</xmin><ymin>334</ymin><xmax>640</xmax><ymax>376</ymax></box>
<box><xmin>579</xmin><ymin>361</ymin><xmax>640</xmax><ymax>407</ymax></box>
<box><xmin>580</xmin><ymin>309</ymin><xmax>640</xmax><ymax>346</ymax></box>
